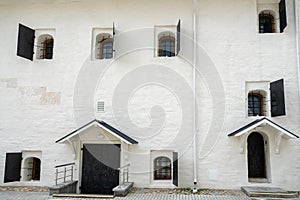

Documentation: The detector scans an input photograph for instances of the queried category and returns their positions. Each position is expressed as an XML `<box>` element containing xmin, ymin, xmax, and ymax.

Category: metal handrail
<box><xmin>55</xmin><ymin>163</ymin><xmax>75</xmax><ymax>185</ymax></box>
<box><xmin>118</xmin><ymin>164</ymin><xmax>130</xmax><ymax>184</ymax></box>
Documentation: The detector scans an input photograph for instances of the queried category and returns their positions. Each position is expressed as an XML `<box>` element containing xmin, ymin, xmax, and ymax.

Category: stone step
<box><xmin>113</xmin><ymin>182</ymin><xmax>134</xmax><ymax>197</ymax></box>
<box><xmin>241</xmin><ymin>186</ymin><xmax>298</xmax><ymax>198</ymax></box>
<box><xmin>52</xmin><ymin>193</ymin><xmax>114</xmax><ymax>198</ymax></box>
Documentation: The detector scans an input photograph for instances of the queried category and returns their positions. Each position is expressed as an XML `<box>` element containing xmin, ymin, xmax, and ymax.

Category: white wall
<box><xmin>0</xmin><ymin>0</ymin><xmax>299</xmax><ymax>190</ymax></box>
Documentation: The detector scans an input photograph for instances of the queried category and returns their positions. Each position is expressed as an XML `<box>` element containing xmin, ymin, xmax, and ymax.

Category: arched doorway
<box><xmin>247</xmin><ymin>132</ymin><xmax>267</xmax><ymax>179</ymax></box>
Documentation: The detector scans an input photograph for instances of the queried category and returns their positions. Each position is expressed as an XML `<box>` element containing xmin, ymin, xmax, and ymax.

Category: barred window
<box><xmin>36</xmin><ymin>34</ymin><xmax>54</xmax><ymax>59</ymax></box>
<box><xmin>248</xmin><ymin>93</ymin><xmax>263</xmax><ymax>116</ymax></box>
<box><xmin>95</xmin><ymin>33</ymin><xmax>113</xmax><ymax>59</ymax></box>
<box><xmin>154</xmin><ymin>156</ymin><xmax>171</xmax><ymax>180</ymax></box>
<box><xmin>158</xmin><ymin>36</ymin><xmax>175</xmax><ymax>57</ymax></box>
<box><xmin>259</xmin><ymin>12</ymin><xmax>275</xmax><ymax>33</ymax></box>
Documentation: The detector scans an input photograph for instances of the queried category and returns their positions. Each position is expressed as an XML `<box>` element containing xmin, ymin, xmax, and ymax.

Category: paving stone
<box><xmin>0</xmin><ymin>191</ymin><xmax>299</xmax><ymax>200</ymax></box>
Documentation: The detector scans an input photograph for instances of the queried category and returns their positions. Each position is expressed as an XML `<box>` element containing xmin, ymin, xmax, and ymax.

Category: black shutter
<box><xmin>113</xmin><ymin>22</ymin><xmax>115</xmax><ymax>36</ymax></box>
<box><xmin>4</xmin><ymin>153</ymin><xmax>22</xmax><ymax>183</ymax></box>
<box><xmin>270</xmin><ymin>79</ymin><xmax>286</xmax><ymax>117</ymax></box>
<box><xmin>176</xmin><ymin>20</ymin><xmax>181</xmax><ymax>56</ymax></box>
<box><xmin>172</xmin><ymin>152</ymin><xmax>178</xmax><ymax>186</ymax></box>
<box><xmin>17</xmin><ymin>24</ymin><xmax>35</xmax><ymax>61</ymax></box>
<box><xmin>279</xmin><ymin>0</ymin><xmax>287</xmax><ymax>33</ymax></box>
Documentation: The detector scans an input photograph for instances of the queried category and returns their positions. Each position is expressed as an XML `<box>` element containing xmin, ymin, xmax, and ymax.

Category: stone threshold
<box><xmin>52</xmin><ymin>193</ymin><xmax>114</xmax><ymax>198</ymax></box>
<box><xmin>241</xmin><ymin>186</ymin><xmax>298</xmax><ymax>198</ymax></box>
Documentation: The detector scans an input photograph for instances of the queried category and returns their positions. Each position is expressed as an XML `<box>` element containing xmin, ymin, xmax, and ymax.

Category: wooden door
<box><xmin>81</xmin><ymin>144</ymin><xmax>120</xmax><ymax>194</ymax></box>
<box><xmin>247</xmin><ymin>132</ymin><xmax>266</xmax><ymax>178</ymax></box>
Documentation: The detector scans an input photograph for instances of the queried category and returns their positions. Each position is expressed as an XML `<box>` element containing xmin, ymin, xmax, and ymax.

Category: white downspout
<box><xmin>295</xmin><ymin>0</ymin><xmax>300</xmax><ymax>103</ymax></box>
<box><xmin>193</xmin><ymin>0</ymin><xmax>198</xmax><ymax>186</ymax></box>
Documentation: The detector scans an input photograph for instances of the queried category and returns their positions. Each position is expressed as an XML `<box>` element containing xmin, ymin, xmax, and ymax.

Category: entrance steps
<box><xmin>241</xmin><ymin>186</ymin><xmax>299</xmax><ymax>199</ymax></box>
<box><xmin>49</xmin><ymin>181</ymin><xmax>78</xmax><ymax>195</ymax></box>
<box><xmin>113</xmin><ymin>182</ymin><xmax>134</xmax><ymax>196</ymax></box>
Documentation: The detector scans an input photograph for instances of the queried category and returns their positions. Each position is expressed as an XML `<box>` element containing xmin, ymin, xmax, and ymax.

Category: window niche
<box><xmin>256</xmin><ymin>0</ymin><xmax>287</xmax><ymax>33</ymax></box>
<box><xmin>246</xmin><ymin>81</ymin><xmax>270</xmax><ymax>117</ymax></box>
<box><xmin>16</xmin><ymin>24</ymin><xmax>55</xmax><ymax>61</ymax></box>
<box><xmin>21</xmin><ymin>151</ymin><xmax>42</xmax><ymax>182</ymax></box>
<box><xmin>91</xmin><ymin>27</ymin><xmax>114</xmax><ymax>60</ymax></box>
<box><xmin>154</xmin><ymin>20</ymin><xmax>180</xmax><ymax>57</ymax></box>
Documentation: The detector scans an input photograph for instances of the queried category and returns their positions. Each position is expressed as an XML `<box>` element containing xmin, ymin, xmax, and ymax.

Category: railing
<box><xmin>55</xmin><ymin>163</ymin><xmax>75</xmax><ymax>185</ymax></box>
<box><xmin>118</xmin><ymin>164</ymin><xmax>130</xmax><ymax>184</ymax></box>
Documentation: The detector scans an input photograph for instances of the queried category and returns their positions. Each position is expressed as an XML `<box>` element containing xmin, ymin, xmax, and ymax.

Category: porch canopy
<box><xmin>56</xmin><ymin>119</ymin><xmax>138</xmax><ymax>145</ymax></box>
<box><xmin>227</xmin><ymin>117</ymin><xmax>298</xmax><ymax>154</ymax></box>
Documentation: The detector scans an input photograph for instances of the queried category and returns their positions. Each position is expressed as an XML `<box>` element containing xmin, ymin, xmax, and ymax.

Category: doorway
<box><xmin>81</xmin><ymin>144</ymin><xmax>120</xmax><ymax>194</ymax></box>
<box><xmin>247</xmin><ymin>132</ymin><xmax>268</xmax><ymax>181</ymax></box>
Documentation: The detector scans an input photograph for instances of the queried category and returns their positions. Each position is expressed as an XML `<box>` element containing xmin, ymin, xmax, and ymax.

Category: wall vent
<box><xmin>97</xmin><ymin>101</ymin><xmax>105</xmax><ymax>112</ymax></box>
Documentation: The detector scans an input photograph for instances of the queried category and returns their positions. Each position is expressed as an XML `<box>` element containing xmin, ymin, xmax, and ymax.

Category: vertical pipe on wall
<box><xmin>295</xmin><ymin>0</ymin><xmax>300</xmax><ymax>104</ymax></box>
<box><xmin>193</xmin><ymin>0</ymin><xmax>198</xmax><ymax>185</ymax></box>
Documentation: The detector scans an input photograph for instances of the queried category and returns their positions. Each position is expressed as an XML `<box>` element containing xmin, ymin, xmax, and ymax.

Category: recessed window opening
<box><xmin>158</xmin><ymin>32</ymin><xmax>175</xmax><ymax>57</ymax></box>
<box><xmin>248</xmin><ymin>90</ymin><xmax>266</xmax><ymax>117</ymax></box>
<box><xmin>36</xmin><ymin>34</ymin><xmax>54</xmax><ymax>59</ymax></box>
<box><xmin>23</xmin><ymin>157</ymin><xmax>41</xmax><ymax>181</ymax></box>
<box><xmin>154</xmin><ymin>156</ymin><xmax>171</xmax><ymax>180</ymax></box>
<box><xmin>259</xmin><ymin>11</ymin><xmax>275</xmax><ymax>33</ymax></box>
<box><xmin>95</xmin><ymin>33</ymin><xmax>113</xmax><ymax>59</ymax></box>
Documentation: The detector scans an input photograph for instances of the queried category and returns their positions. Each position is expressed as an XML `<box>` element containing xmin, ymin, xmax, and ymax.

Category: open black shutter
<box><xmin>113</xmin><ymin>22</ymin><xmax>115</xmax><ymax>36</ymax></box>
<box><xmin>172</xmin><ymin>152</ymin><xmax>178</xmax><ymax>186</ymax></box>
<box><xmin>279</xmin><ymin>0</ymin><xmax>287</xmax><ymax>33</ymax></box>
<box><xmin>4</xmin><ymin>153</ymin><xmax>22</xmax><ymax>183</ymax></box>
<box><xmin>270</xmin><ymin>79</ymin><xmax>286</xmax><ymax>117</ymax></box>
<box><xmin>176</xmin><ymin>20</ymin><xmax>181</xmax><ymax>56</ymax></box>
<box><xmin>17</xmin><ymin>24</ymin><xmax>35</xmax><ymax>61</ymax></box>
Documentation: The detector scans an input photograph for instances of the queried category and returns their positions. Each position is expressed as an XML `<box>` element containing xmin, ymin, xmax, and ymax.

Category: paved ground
<box><xmin>0</xmin><ymin>191</ymin><xmax>299</xmax><ymax>200</ymax></box>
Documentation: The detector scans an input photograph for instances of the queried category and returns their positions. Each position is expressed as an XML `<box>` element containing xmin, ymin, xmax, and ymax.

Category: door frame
<box><xmin>247</xmin><ymin>131</ymin><xmax>271</xmax><ymax>183</ymax></box>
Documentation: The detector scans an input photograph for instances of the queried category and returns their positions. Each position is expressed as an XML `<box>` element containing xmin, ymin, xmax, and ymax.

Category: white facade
<box><xmin>0</xmin><ymin>0</ymin><xmax>299</xmax><ymax>192</ymax></box>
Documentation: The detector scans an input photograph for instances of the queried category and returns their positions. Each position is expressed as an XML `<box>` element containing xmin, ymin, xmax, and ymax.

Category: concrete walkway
<box><xmin>0</xmin><ymin>191</ymin><xmax>299</xmax><ymax>200</ymax></box>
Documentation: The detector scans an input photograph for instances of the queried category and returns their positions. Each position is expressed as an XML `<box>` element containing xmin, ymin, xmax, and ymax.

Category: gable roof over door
<box><xmin>228</xmin><ymin>117</ymin><xmax>299</xmax><ymax>139</ymax></box>
<box><xmin>56</xmin><ymin>119</ymin><xmax>138</xmax><ymax>144</ymax></box>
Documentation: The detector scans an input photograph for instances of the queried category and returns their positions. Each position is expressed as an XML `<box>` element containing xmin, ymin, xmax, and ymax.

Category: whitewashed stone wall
<box><xmin>0</xmin><ymin>0</ymin><xmax>299</xmax><ymax>191</ymax></box>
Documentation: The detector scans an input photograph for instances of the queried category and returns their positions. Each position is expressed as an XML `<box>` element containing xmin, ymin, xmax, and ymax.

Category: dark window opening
<box><xmin>259</xmin><ymin>13</ymin><xmax>275</xmax><ymax>33</ymax></box>
<box><xmin>42</xmin><ymin>38</ymin><xmax>53</xmax><ymax>59</ymax></box>
<box><xmin>32</xmin><ymin>158</ymin><xmax>41</xmax><ymax>180</ymax></box>
<box><xmin>95</xmin><ymin>34</ymin><xmax>113</xmax><ymax>60</ymax></box>
<box><xmin>37</xmin><ymin>35</ymin><xmax>54</xmax><ymax>60</ymax></box>
<box><xmin>248</xmin><ymin>93</ymin><xmax>264</xmax><ymax>116</ymax></box>
<box><xmin>158</xmin><ymin>36</ymin><xmax>175</xmax><ymax>57</ymax></box>
<box><xmin>154</xmin><ymin>156</ymin><xmax>171</xmax><ymax>180</ymax></box>
<box><xmin>101</xmin><ymin>40</ymin><xmax>113</xmax><ymax>59</ymax></box>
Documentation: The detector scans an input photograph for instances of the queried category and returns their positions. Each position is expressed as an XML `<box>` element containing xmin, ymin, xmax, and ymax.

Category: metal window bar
<box><xmin>118</xmin><ymin>164</ymin><xmax>130</xmax><ymax>185</ymax></box>
<box><xmin>54</xmin><ymin>163</ymin><xmax>75</xmax><ymax>185</ymax></box>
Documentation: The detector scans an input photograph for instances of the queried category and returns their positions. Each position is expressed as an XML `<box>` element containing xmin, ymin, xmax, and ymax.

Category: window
<box><xmin>95</xmin><ymin>33</ymin><xmax>113</xmax><ymax>59</ymax></box>
<box><xmin>256</xmin><ymin>0</ymin><xmax>287</xmax><ymax>33</ymax></box>
<box><xmin>259</xmin><ymin>12</ymin><xmax>275</xmax><ymax>33</ymax></box>
<box><xmin>154</xmin><ymin>156</ymin><xmax>171</xmax><ymax>180</ymax></box>
<box><xmin>154</xmin><ymin>20</ymin><xmax>181</xmax><ymax>57</ymax></box>
<box><xmin>158</xmin><ymin>35</ymin><xmax>175</xmax><ymax>57</ymax></box>
<box><xmin>36</xmin><ymin>34</ymin><xmax>54</xmax><ymax>59</ymax></box>
<box><xmin>248</xmin><ymin>93</ymin><xmax>263</xmax><ymax>116</ymax></box>
<box><xmin>246</xmin><ymin>80</ymin><xmax>286</xmax><ymax>118</ymax></box>
<box><xmin>16</xmin><ymin>23</ymin><xmax>55</xmax><ymax>61</ymax></box>
<box><xmin>23</xmin><ymin>157</ymin><xmax>41</xmax><ymax>181</ymax></box>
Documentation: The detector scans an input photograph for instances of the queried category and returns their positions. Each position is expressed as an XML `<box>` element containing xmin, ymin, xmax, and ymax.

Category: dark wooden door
<box><xmin>247</xmin><ymin>132</ymin><xmax>266</xmax><ymax>178</ymax></box>
<box><xmin>81</xmin><ymin>144</ymin><xmax>120</xmax><ymax>194</ymax></box>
